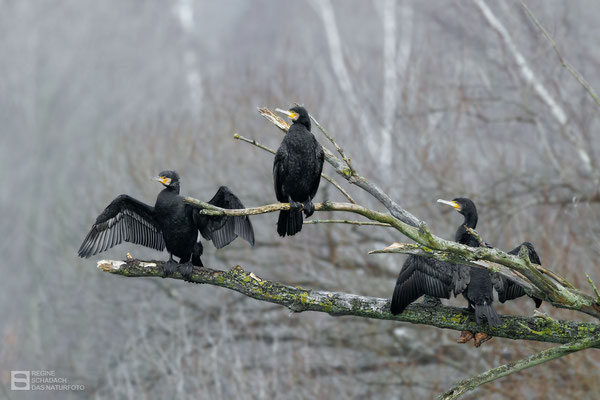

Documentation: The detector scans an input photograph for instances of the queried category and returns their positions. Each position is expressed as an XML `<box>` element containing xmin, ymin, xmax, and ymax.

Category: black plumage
<box><xmin>273</xmin><ymin>106</ymin><xmax>325</xmax><ymax>237</ymax></box>
<box><xmin>78</xmin><ymin>170</ymin><xmax>254</xmax><ymax>279</ymax></box>
<box><xmin>390</xmin><ymin>256</ymin><xmax>456</xmax><ymax>315</ymax></box>
<box><xmin>444</xmin><ymin>198</ymin><xmax>501</xmax><ymax>328</ymax></box>
<box><xmin>390</xmin><ymin>199</ymin><xmax>477</xmax><ymax>319</ymax></box>
<box><xmin>492</xmin><ymin>242</ymin><xmax>543</xmax><ymax>308</ymax></box>
<box><xmin>391</xmin><ymin>198</ymin><xmax>541</xmax><ymax>330</ymax></box>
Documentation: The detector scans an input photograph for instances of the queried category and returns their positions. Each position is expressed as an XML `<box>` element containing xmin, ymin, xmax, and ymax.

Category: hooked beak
<box><xmin>152</xmin><ymin>176</ymin><xmax>169</xmax><ymax>185</ymax></box>
<box><xmin>275</xmin><ymin>108</ymin><xmax>297</xmax><ymax>120</ymax></box>
<box><xmin>437</xmin><ymin>199</ymin><xmax>460</xmax><ymax>210</ymax></box>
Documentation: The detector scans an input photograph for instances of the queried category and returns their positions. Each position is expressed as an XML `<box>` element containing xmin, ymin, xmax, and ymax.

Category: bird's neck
<box><xmin>164</xmin><ymin>184</ymin><xmax>180</xmax><ymax>195</ymax></box>
<box><xmin>292</xmin><ymin>119</ymin><xmax>311</xmax><ymax>132</ymax></box>
<box><xmin>455</xmin><ymin>212</ymin><xmax>478</xmax><ymax>246</ymax></box>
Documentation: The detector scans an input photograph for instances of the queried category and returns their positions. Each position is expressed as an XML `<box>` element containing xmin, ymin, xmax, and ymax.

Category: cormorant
<box><xmin>391</xmin><ymin>197</ymin><xmax>542</xmax><ymax>346</ymax></box>
<box><xmin>78</xmin><ymin>170</ymin><xmax>254</xmax><ymax>280</ymax></box>
<box><xmin>273</xmin><ymin>106</ymin><xmax>325</xmax><ymax>237</ymax></box>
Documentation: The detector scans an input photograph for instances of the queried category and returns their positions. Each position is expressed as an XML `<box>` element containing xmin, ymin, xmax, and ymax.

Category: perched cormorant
<box><xmin>437</xmin><ymin>198</ymin><xmax>502</xmax><ymax>330</ymax></box>
<box><xmin>391</xmin><ymin>197</ymin><xmax>542</xmax><ymax>346</ymax></box>
<box><xmin>78</xmin><ymin>170</ymin><xmax>254</xmax><ymax>280</ymax></box>
<box><xmin>273</xmin><ymin>106</ymin><xmax>325</xmax><ymax>237</ymax></box>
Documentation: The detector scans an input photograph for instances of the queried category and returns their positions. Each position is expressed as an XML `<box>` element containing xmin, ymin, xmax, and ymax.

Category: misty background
<box><xmin>1</xmin><ymin>0</ymin><xmax>599</xmax><ymax>398</ymax></box>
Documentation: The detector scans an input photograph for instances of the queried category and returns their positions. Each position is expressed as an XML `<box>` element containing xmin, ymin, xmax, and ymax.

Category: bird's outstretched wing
<box><xmin>492</xmin><ymin>242</ymin><xmax>542</xmax><ymax>307</ymax></box>
<box><xmin>193</xmin><ymin>186</ymin><xmax>255</xmax><ymax>249</ymax></box>
<box><xmin>78</xmin><ymin>195</ymin><xmax>165</xmax><ymax>258</ymax></box>
<box><xmin>391</xmin><ymin>255</ymin><xmax>457</xmax><ymax>315</ymax></box>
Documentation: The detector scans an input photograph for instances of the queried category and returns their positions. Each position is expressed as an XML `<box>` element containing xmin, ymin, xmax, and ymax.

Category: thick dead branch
<box><xmin>440</xmin><ymin>331</ymin><xmax>600</xmax><ymax>399</ymax></box>
<box><xmin>98</xmin><ymin>259</ymin><xmax>600</xmax><ymax>348</ymax></box>
<box><xmin>182</xmin><ymin>197</ymin><xmax>600</xmax><ymax>319</ymax></box>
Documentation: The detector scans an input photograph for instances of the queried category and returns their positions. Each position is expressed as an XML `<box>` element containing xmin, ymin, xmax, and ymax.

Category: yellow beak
<box><xmin>437</xmin><ymin>199</ymin><xmax>460</xmax><ymax>209</ymax></box>
<box><xmin>152</xmin><ymin>176</ymin><xmax>169</xmax><ymax>185</ymax></box>
<box><xmin>275</xmin><ymin>108</ymin><xmax>297</xmax><ymax>120</ymax></box>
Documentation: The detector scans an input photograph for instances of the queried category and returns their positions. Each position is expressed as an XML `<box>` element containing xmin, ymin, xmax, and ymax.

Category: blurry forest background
<box><xmin>1</xmin><ymin>0</ymin><xmax>600</xmax><ymax>399</ymax></box>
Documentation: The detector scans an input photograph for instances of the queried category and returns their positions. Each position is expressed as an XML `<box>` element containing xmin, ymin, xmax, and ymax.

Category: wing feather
<box><xmin>78</xmin><ymin>194</ymin><xmax>165</xmax><ymax>258</ymax></box>
<box><xmin>494</xmin><ymin>242</ymin><xmax>542</xmax><ymax>305</ymax></box>
<box><xmin>193</xmin><ymin>186</ymin><xmax>255</xmax><ymax>249</ymax></box>
<box><xmin>391</xmin><ymin>255</ymin><xmax>455</xmax><ymax>315</ymax></box>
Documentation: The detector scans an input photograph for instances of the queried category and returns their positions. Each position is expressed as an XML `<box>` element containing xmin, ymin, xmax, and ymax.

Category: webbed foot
<box><xmin>473</xmin><ymin>332</ymin><xmax>492</xmax><ymax>347</ymax></box>
<box><xmin>163</xmin><ymin>259</ymin><xmax>178</xmax><ymax>277</ymax></box>
<box><xmin>457</xmin><ymin>331</ymin><xmax>474</xmax><ymax>344</ymax></box>
<box><xmin>289</xmin><ymin>200</ymin><xmax>302</xmax><ymax>212</ymax></box>
<box><xmin>179</xmin><ymin>262</ymin><xmax>194</xmax><ymax>282</ymax></box>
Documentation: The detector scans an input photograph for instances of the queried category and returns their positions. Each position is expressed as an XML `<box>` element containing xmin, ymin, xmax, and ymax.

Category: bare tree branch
<box><xmin>474</xmin><ymin>0</ymin><xmax>594</xmax><ymax>173</ymax></box>
<box><xmin>97</xmin><ymin>259</ymin><xmax>600</xmax><ymax>349</ymax></box>
<box><xmin>440</xmin><ymin>332</ymin><xmax>600</xmax><ymax>399</ymax></box>
<box><xmin>305</xmin><ymin>219</ymin><xmax>392</xmax><ymax>227</ymax></box>
<box><xmin>521</xmin><ymin>1</ymin><xmax>600</xmax><ymax>108</ymax></box>
<box><xmin>182</xmin><ymin>197</ymin><xmax>600</xmax><ymax>319</ymax></box>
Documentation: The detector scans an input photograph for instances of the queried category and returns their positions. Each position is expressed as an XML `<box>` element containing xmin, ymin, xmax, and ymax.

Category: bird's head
<box><xmin>437</xmin><ymin>197</ymin><xmax>477</xmax><ymax>219</ymax></box>
<box><xmin>153</xmin><ymin>170</ymin><xmax>180</xmax><ymax>189</ymax></box>
<box><xmin>276</xmin><ymin>106</ymin><xmax>311</xmax><ymax>130</ymax></box>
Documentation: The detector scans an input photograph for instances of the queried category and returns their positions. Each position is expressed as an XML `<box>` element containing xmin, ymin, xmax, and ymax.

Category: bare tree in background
<box><xmin>2</xmin><ymin>1</ymin><xmax>600</xmax><ymax>399</ymax></box>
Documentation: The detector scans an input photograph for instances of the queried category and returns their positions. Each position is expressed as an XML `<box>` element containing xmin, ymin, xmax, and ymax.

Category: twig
<box><xmin>521</xmin><ymin>1</ymin><xmax>600</xmax><ymax>108</ymax></box>
<box><xmin>233</xmin><ymin>133</ymin><xmax>276</xmax><ymax>154</ymax></box>
<box><xmin>98</xmin><ymin>259</ymin><xmax>600</xmax><ymax>349</ymax></box>
<box><xmin>309</xmin><ymin>114</ymin><xmax>355</xmax><ymax>174</ymax></box>
<box><xmin>464</xmin><ymin>226</ymin><xmax>488</xmax><ymax>248</ymax></box>
<box><xmin>233</xmin><ymin>133</ymin><xmax>356</xmax><ymax>204</ymax></box>
<box><xmin>439</xmin><ymin>332</ymin><xmax>600</xmax><ymax>399</ymax></box>
<box><xmin>321</xmin><ymin>176</ymin><xmax>356</xmax><ymax>204</ymax></box>
<box><xmin>305</xmin><ymin>219</ymin><xmax>392</xmax><ymax>227</ymax></box>
<box><xmin>587</xmin><ymin>273</ymin><xmax>600</xmax><ymax>302</ymax></box>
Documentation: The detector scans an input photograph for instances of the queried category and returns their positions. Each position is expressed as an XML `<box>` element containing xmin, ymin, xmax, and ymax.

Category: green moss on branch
<box><xmin>98</xmin><ymin>259</ymin><xmax>600</xmax><ymax>348</ymax></box>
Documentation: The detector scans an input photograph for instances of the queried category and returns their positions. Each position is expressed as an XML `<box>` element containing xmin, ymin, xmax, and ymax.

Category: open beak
<box><xmin>275</xmin><ymin>108</ymin><xmax>297</xmax><ymax>120</ymax></box>
<box><xmin>437</xmin><ymin>199</ymin><xmax>460</xmax><ymax>209</ymax></box>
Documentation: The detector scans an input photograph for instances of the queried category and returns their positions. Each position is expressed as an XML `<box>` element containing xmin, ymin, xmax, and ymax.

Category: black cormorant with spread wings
<box><xmin>78</xmin><ymin>170</ymin><xmax>254</xmax><ymax>280</ymax></box>
<box><xmin>273</xmin><ymin>106</ymin><xmax>325</xmax><ymax>237</ymax></box>
<box><xmin>391</xmin><ymin>198</ymin><xmax>541</xmax><ymax>346</ymax></box>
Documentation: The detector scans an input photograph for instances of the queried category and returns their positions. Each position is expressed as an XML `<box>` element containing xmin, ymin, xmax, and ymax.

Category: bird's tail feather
<box><xmin>191</xmin><ymin>242</ymin><xmax>204</xmax><ymax>267</ymax></box>
<box><xmin>390</xmin><ymin>284</ymin><xmax>407</xmax><ymax>315</ymax></box>
<box><xmin>277</xmin><ymin>210</ymin><xmax>303</xmax><ymax>237</ymax></box>
<box><xmin>474</xmin><ymin>303</ymin><xmax>501</xmax><ymax>328</ymax></box>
